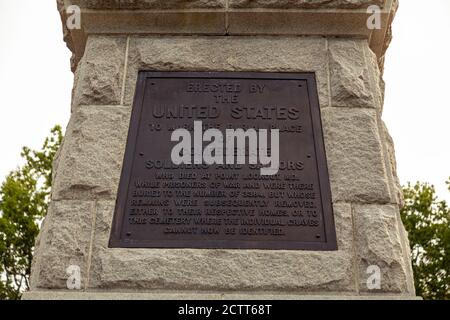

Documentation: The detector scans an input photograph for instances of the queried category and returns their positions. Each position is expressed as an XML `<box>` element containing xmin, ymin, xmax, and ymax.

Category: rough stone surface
<box><xmin>229</xmin><ymin>0</ymin><xmax>384</xmax><ymax>9</ymax></box>
<box><xmin>334</xmin><ymin>202</ymin><xmax>354</xmax><ymax>252</ymax></box>
<box><xmin>30</xmin><ymin>201</ymin><xmax>93</xmax><ymax>289</ymax></box>
<box><xmin>87</xmin><ymin>201</ymin><xmax>356</xmax><ymax>292</ymax></box>
<box><xmin>58</xmin><ymin>1</ymin><xmax>398</xmax><ymax>72</ymax></box>
<box><xmin>57</xmin><ymin>0</ymin><xmax>79</xmax><ymax>72</ymax></box>
<box><xmin>72</xmin><ymin>36</ymin><xmax>126</xmax><ymax>108</ymax></box>
<box><xmin>321</xmin><ymin>108</ymin><xmax>393</xmax><ymax>203</ymax></box>
<box><xmin>378</xmin><ymin>0</ymin><xmax>399</xmax><ymax>74</ymax></box>
<box><xmin>396</xmin><ymin>212</ymin><xmax>416</xmax><ymax>294</ymax></box>
<box><xmin>353</xmin><ymin>204</ymin><xmax>415</xmax><ymax>294</ymax></box>
<box><xmin>381</xmin><ymin>121</ymin><xmax>403</xmax><ymax>206</ymax></box>
<box><xmin>124</xmin><ymin>36</ymin><xmax>329</xmax><ymax>108</ymax></box>
<box><xmin>329</xmin><ymin>40</ymin><xmax>377</xmax><ymax>108</ymax></box>
<box><xmin>71</xmin><ymin>0</ymin><xmax>226</xmax><ymax>9</ymax></box>
<box><xmin>52</xmin><ymin>106</ymin><xmax>130</xmax><ymax>200</ymax></box>
<box><xmin>363</xmin><ymin>42</ymin><xmax>384</xmax><ymax>111</ymax></box>
<box><xmin>22</xmin><ymin>291</ymin><xmax>422</xmax><ymax>300</ymax></box>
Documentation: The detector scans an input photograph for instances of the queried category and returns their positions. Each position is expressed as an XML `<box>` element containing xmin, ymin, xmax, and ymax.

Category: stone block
<box><xmin>353</xmin><ymin>204</ymin><xmax>415</xmax><ymax>294</ymax></box>
<box><xmin>329</xmin><ymin>40</ymin><xmax>376</xmax><ymax>108</ymax></box>
<box><xmin>72</xmin><ymin>36</ymin><xmax>126</xmax><ymax>108</ymax></box>
<box><xmin>321</xmin><ymin>107</ymin><xmax>393</xmax><ymax>203</ymax></box>
<box><xmin>52</xmin><ymin>106</ymin><xmax>130</xmax><ymax>200</ymax></box>
<box><xmin>363</xmin><ymin>42</ymin><xmax>384</xmax><ymax>110</ymax></box>
<box><xmin>380</xmin><ymin>121</ymin><xmax>403</xmax><ymax>206</ymax></box>
<box><xmin>30</xmin><ymin>201</ymin><xmax>94</xmax><ymax>289</ymax></box>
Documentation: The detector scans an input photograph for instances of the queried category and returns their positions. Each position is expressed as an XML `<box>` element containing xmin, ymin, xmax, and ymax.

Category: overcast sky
<box><xmin>0</xmin><ymin>0</ymin><xmax>449</xmax><ymax>201</ymax></box>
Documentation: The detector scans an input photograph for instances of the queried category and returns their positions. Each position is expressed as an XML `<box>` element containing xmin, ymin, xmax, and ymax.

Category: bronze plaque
<box><xmin>109</xmin><ymin>72</ymin><xmax>337</xmax><ymax>250</ymax></box>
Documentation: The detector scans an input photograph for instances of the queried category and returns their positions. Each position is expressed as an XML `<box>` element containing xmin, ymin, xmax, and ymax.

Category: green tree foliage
<box><xmin>0</xmin><ymin>126</ymin><xmax>63</xmax><ymax>300</ymax></box>
<box><xmin>400</xmin><ymin>179</ymin><xmax>450</xmax><ymax>300</ymax></box>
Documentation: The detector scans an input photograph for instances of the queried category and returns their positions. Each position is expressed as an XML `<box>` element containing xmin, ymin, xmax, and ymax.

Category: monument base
<box><xmin>22</xmin><ymin>290</ymin><xmax>421</xmax><ymax>300</ymax></box>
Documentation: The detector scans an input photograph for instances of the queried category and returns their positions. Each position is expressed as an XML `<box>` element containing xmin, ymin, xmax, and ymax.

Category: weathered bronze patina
<box><xmin>109</xmin><ymin>72</ymin><xmax>337</xmax><ymax>250</ymax></box>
